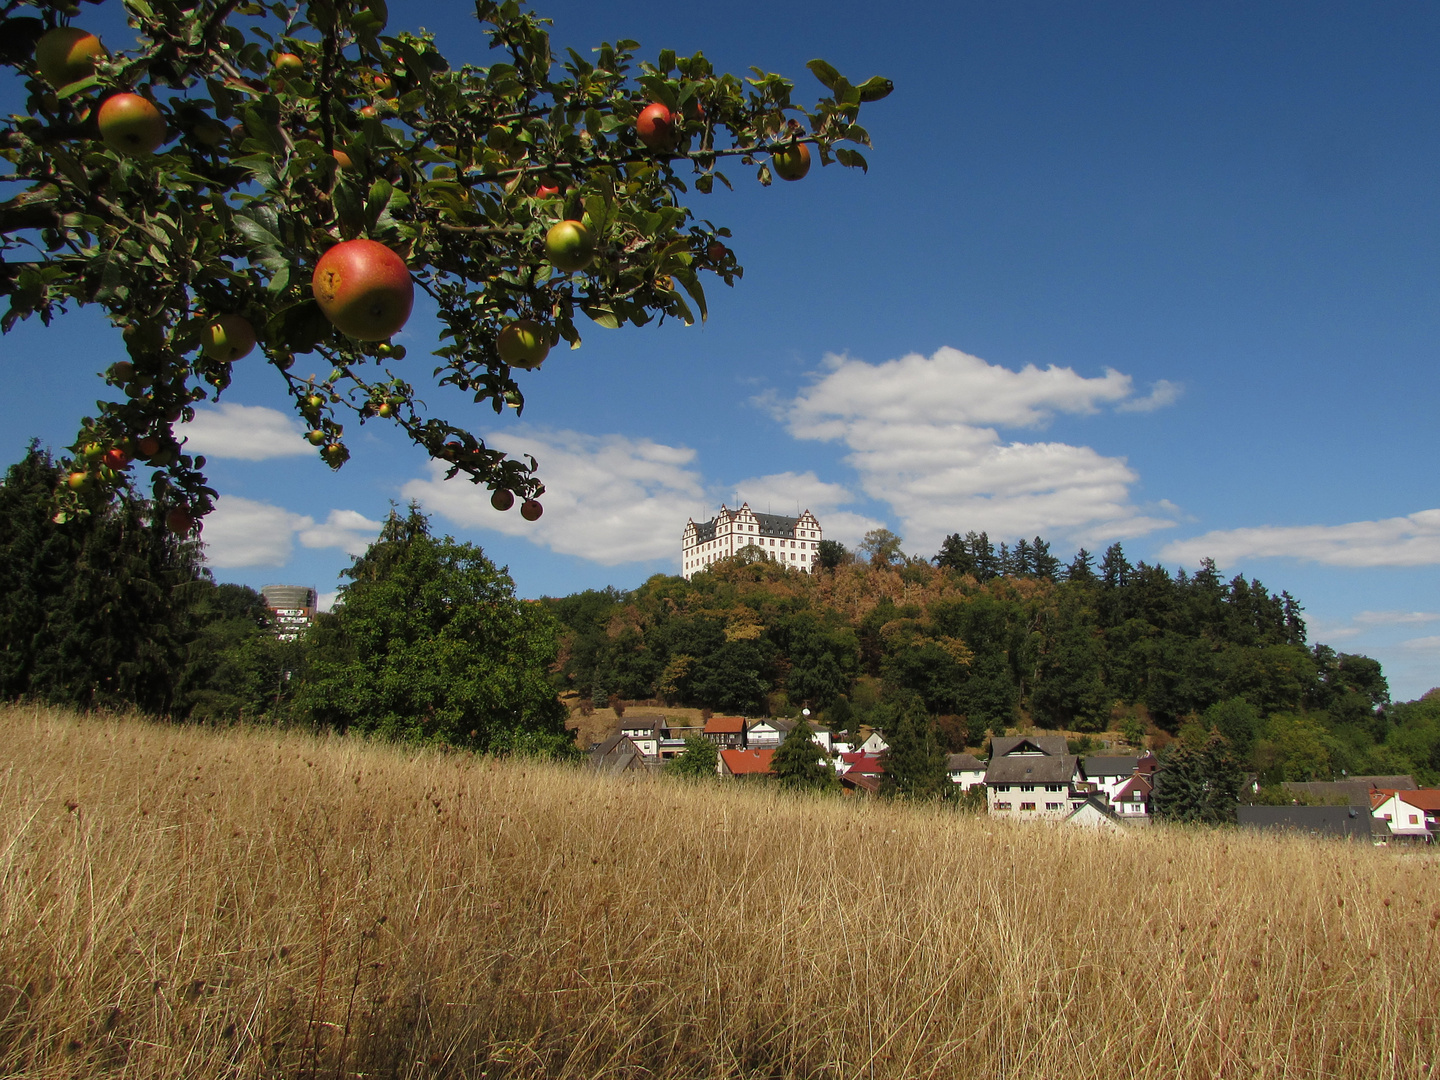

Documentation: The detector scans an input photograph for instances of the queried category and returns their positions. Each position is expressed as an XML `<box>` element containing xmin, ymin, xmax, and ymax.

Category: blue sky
<box><xmin>5</xmin><ymin>1</ymin><xmax>1440</xmax><ymax>699</ymax></box>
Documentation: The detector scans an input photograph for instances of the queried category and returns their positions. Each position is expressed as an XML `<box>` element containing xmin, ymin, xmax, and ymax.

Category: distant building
<box><xmin>260</xmin><ymin>585</ymin><xmax>318</xmax><ymax>641</ymax></box>
<box><xmin>682</xmin><ymin>503</ymin><xmax>822</xmax><ymax>580</ymax></box>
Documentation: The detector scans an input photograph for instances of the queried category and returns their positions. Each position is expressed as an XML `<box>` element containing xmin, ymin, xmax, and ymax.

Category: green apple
<box><xmin>200</xmin><ymin>314</ymin><xmax>256</xmax><ymax>362</ymax></box>
<box><xmin>497</xmin><ymin>319</ymin><xmax>550</xmax><ymax>369</ymax></box>
<box><xmin>545</xmin><ymin>220</ymin><xmax>595</xmax><ymax>273</ymax></box>
<box><xmin>772</xmin><ymin>142</ymin><xmax>811</xmax><ymax>181</ymax></box>
<box><xmin>97</xmin><ymin>93</ymin><xmax>167</xmax><ymax>156</ymax></box>
<box><xmin>35</xmin><ymin>27</ymin><xmax>105</xmax><ymax>88</ymax></box>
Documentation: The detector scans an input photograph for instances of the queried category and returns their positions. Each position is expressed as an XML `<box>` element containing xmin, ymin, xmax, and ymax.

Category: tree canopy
<box><xmin>1</xmin><ymin>0</ymin><xmax>890</xmax><ymax>529</ymax></box>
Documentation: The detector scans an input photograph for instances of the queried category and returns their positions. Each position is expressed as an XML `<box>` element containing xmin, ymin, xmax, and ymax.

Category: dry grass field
<box><xmin>1</xmin><ymin>704</ymin><xmax>1437</xmax><ymax>1079</ymax></box>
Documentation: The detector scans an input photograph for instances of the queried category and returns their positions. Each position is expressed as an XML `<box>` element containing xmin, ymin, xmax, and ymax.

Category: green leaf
<box><xmin>582</xmin><ymin>305</ymin><xmax>620</xmax><ymax>329</ymax></box>
<box><xmin>857</xmin><ymin>76</ymin><xmax>895</xmax><ymax>102</ymax></box>
<box><xmin>365</xmin><ymin>178</ymin><xmax>394</xmax><ymax>229</ymax></box>
<box><xmin>232</xmin><ymin>213</ymin><xmax>283</xmax><ymax>249</ymax></box>
<box><xmin>806</xmin><ymin>59</ymin><xmax>841</xmax><ymax>92</ymax></box>
<box><xmin>835</xmin><ymin>148</ymin><xmax>868</xmax><ymax>172</ymax></box>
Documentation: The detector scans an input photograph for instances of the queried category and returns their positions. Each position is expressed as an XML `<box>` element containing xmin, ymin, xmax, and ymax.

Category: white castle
<box><xmin>682</xmin><ymin>503</ymin><xmax>823</xmax><ymax>580</ymax></box>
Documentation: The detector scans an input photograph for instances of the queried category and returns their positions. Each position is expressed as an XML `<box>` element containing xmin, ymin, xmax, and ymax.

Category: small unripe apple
<box><xmin>544</xmin><ymin>220</ymin><xmax>594</xmax><ymax>273</ymax></box>
<box><xmin>358</xmin><ymin>105</ymin><xmax>378</xmax><ymax>120</ymax></box>
<box><xmin>376</xmin><ymin>402</ymin><xmax>395</xmax><ymax>418</ymax></box>
<box><xmin>35</xmin><ymin>27</ymin><xmax>105</xmax><ymax>88</ymax></box>
<box><xmin>110</xmin><ymin>361</ymin><xmax>135</xmax><ymax>382</ymax></box>
<box><xmin>200</xmin><ymin>314</ymin><xmax>256</xmax><ymax>362</ymax></box>
<box><xmin>137</xmin><ymin>436</ymin><xmax>161</xmax><ymax>458</ymax></box>
<box><xmin>97</xmin><ymin>93</ymin><xmax>167</xmax><ymax>156</ymax></box>
<box><xmin>520</xmin><ymin>499</ymin><xmax>543</xmax><ymax>521</ymax></box>
<box><xmin>497</xmin><ymin>319</ymin><xmax>550</xmax><ymax>369</ymax></box>
<box><xmin>67</xmin><ymin>471</ymin><xmax>90</xmax><ymax>490</ymax></box>
<box><xmin>274</xmin><ymin>52</ymin><xmax>304</xmax><ymax>74</ymax></box>
<box><xmin>81</xmin><ymin>442</ymin><xmax>103</xmax><ymax>461</ymax></box>
<box><xmin>772</xmin><ymin>142</ymin><xmax>811</xmax><ymax>181</ymax></box>
<box><xmin>304</xmin><ymin>393</ymin><xmax>325</xmax><ymax>412</ymax></box>
<box><xmin>312</xmin><ymin>239</ymin><xmax>414</xmax><ymax>341</ymax></box>
<box><xmin>321</xmin><ymin>442</ymin><xmax>345</xmax><ymax>466</ymax></box>
<box><xmin>636</xmin><ymin>102</ymin><xmax>676</xmax><ymax>149</ymax></box>
<box><xmin>165</xmin><ymin>508</ymin><xmax>195</xmax><ymax>534</ymax></box>
<box><xmin>491</xmin><ymin>489</ymin><xmax>515</xmax><ymax>512</ymax></box>
<box><xmin>371</xmin><ymin>73</ymin><xmax>393</xmax><ymax>95</ymax></box>
<box><xmin>306</xmin><ymin>429</ymin><xmax>326</xmax><ymax>445</ymax></box>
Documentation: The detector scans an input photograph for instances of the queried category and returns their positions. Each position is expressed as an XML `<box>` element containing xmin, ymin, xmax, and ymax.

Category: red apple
<box><xmin>371</xmin><ymin>73</ymin><xmax>393</xmax><ymax>95</ymax></box>
<box><xmin>35</xmin><ymin>27</ymin><xmax>105</xmax><ymax>88</ymax></box>
<box><xmin>520</xmin><ymin>499</ymin><xmax>543</xmax><ymax>521</ymax></box>
<box><xmin>375</xmin><ymin>401</ymin><xmax>396</xmax><ymax>418</ymax></box>
<box><xmin>103</xmin><ymin>447</ymin><xmax>131</xmax><ymax>469</ymax></box>
<box><xmin>273</xmin><ymin>52</ymin><xmax>304</xmax><ymax>74</ymax></box>
<box><xmin>200</xmin><ymin>314</ymin><xmax>256</xmax><ymax>362</ymax></box>
<box><xmin>772</xmin><ymin>142</ymin><xmax>811</xmax><ymax>181</ymax></box>
<box><xmin>137</xmin><ymin>435</ymin><xmax>161</xmax><ymax>458</ymax></box>
<box><xmin>496</xmin><ymin>319</ymin><xmax>550</xmax><ymax>369</ymax></box>
<box><xmin>544</xmin><ymin>220</ymin><xmax>594</xmax><ymax>273</ymax></box>
<box><xmin>491</xmin><ymin>489</ymin><xmax>515</xmax><ymax>512</ymax></box>
<box><xmin>635</xmin><ymin>102</ymin><xmax>676</xmax><ymax>149</ymax></box>
<box><xmin>359</xmin><ymin>105</ymin><xmax>378</xmax><ymax>120</ymax></box>
<box><xmin>535</xmin><ymin>175</ymin><xmax>562</xmax><ymax>199</ymax></box>
<box><xmin>311</xmin><ymin>239</ymin><xmax>414</xmax><ymax>341</ymax></box>
<box><xmin>707</xmin><ymin>241</ymin><xmax>727</xmax><ymax>264</ymax></box>
<box><xmin>165</xmin><ymin>508</ymin><xmax>195</xmax><ymax>534</ymax></box>
<box><xmin>98</xmin><ymin>93</ymin><xmax>167</xmax><ymax>156</ymax></box>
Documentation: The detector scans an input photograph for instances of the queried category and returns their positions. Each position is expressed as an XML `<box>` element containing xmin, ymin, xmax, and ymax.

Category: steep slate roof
<box><xmin>1084</xmin><ymin>756</ymin><xmax>1139</xmax><ymax>778</ymax></box>
<box><xmin>720</xmin><ymin>748</ymin><xmax>775</xmax><ymax>776</ymax></box>
<box><xmin>589</xmin><ymin>734</ymin><xmax>645</xmax><ymax>775</ymax></box>
<box><xmin>946</xmin><ymin>753</ymin><xmax>986</xmax><ymax>772</ymax></box>
<box><xmin>1238</xmin><ymin>804</ymin><xmax>1384</xmax><ymax>840</ymax></box>
<box><xmin>691</xmin><ymin>507</ymin><xmax>810</xmax><ymax>544</ymax></box>
<box><xmin>703</xmin><ymin>716</ymin><xmax>747</xmax><ymax>735</ymax></box>
<box><xmin>991</xmin><ymin>735</ymin><xmax>1068</xmax><ymax>758</ymax></box>
<box><xmin>1285</xmin><ymin>778</ymin><xmax>1417</xmax><ymax>805</ymax></box>
<box><xmin>985</xmin><ymin>755</ymin><xmax>1082</xmax><ymax>785</ymax></box>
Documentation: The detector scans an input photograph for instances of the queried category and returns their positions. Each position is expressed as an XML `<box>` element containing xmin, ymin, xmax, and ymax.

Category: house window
<box><xmin>996</xmin><ymin>784</ymin><xmax>1010</xmax><ymax>792</ymax></box>
<box><xmin>1020</xmin><ymin>802</ymin><xmax>1036</xmax><ymax>811</ymax></box>
<box><xmin>995</xmin><ymin>801</ymin><xmax>1011</xmax><ymax>810</ymax></box>
<box><xmin>1020</xmin><ymin>784</ymin><xmax>1034</xmax><ymax>792</ymax></box>
<box><xmin>1046</xmin><ymin>784</ymin><xmax>1062</xmax><ymax>792</ymax></box>
<box><xmin>1411</xmin><ymin>814</ymin><xmax>1420</xmax><ymax>825</ymax></box>
<box><xmin>1046</xmin><ymin>802</ymin><xmax>1062</xmax><ymax>811</ymax></box>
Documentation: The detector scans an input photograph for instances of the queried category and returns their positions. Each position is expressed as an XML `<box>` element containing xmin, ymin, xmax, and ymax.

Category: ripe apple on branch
<box><xmin>0</xmin><ymin>0</ymin><xmax>891</xmax><ymax>530</ymax></box>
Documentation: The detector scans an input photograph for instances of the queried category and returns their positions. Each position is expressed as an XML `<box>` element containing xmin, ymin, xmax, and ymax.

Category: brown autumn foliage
<box><xmin>1</xmin><ymin>703</ymin><xmax>1437</xmax><ymax>1079</ymax></box>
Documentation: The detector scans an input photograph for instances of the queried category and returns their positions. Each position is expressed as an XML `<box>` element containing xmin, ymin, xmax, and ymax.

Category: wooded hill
<box><xmin>543</xmin><ymin>534</ymin><xmax>1440</xmax><ymax>786</ymax></box>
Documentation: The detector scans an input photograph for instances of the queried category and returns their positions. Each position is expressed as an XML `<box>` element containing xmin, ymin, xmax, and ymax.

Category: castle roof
<box><xmin>688</xmin><ymin>503</ymin><xmax>816</xmax><ymax>544</ymax></box>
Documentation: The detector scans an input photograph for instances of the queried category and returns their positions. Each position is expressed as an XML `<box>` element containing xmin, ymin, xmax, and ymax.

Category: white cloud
<box><xmin>1158</xmin><ymin>510</ymin><xmax>1440</xmax><ymax>568</ymax></box>
<box><xmin>298</xmin><ymin>509</ymin><xmax>384</xmax><ymax>556</ymax></box>
<box><xmin>1401</xmin><ymin>636</ymin><xmax>1440</xmax><ymax>653</ymax></box>
<box><xmin>777</xmin><ymin>347</ymin><xmax>1178</xmax><ymax>553</ymax></box>
<box><xmin>201</xmin><ymin>497</ymin><xmax>381</xmax><ymax>568</ymax></box>
<box><xmin>401</xmin><ymin>428</ymin><xmax>711</xmax><ymax>566</ymax></box>
<box><xmin>180</xmin><ymin>403</ymin><xmax>310</xmax><ymax>461</ymax></box>
<box><xmin>202</xmin><ymin>496</ymin><xmax>309</xmax><ymax>567</ymax></box>
<box><xmin>1115</xmin><ymin>379</ymin><xmax>1183</xmax><ymax>413</ymax></box>
<box><xmin>1354</xmin><ymin>610</ymin><xmax>1440</xmax><ymax>627</ymax></box>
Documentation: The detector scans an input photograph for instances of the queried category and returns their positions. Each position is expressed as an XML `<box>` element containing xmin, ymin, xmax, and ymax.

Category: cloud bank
<box><xmin>402</xmin><ymin>428</ymin><xmax>712</xmax><ymax>566</ymax></box>
<box><xmin>202</xmin><ymin>496</ymin><xmax>383</xmax><ymax>568</ymax></box>
<box><xmin>1159</xmin><ymin>509</ymin><xmax>1440</xmax><ymax>568</ymax></box>
<box><xmin>181</xmin><ymin>404</ymin><xmax>310</xmax><ymax>461</ymax></box>
<box><xmin>776</xmin><ymin>347</ymin><xmax>1179</xmax><ymax>552</ymax></box>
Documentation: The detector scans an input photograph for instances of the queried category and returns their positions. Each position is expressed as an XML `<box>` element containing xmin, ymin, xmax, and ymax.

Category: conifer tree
<box><xmin>881</xmin><ymin>703</ymin><xmax>947</xmax><ymax>799</ymax></box>
<box><xmin>770</xmin><ymin>718</ymin><xmax>835</xmax><ymax>790</ymax></box>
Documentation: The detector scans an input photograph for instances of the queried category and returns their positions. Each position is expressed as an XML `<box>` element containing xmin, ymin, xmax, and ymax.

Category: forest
<box><xmin>4</xmin><ymin>444</ymin><xmax>1439</xmax><ymax>786</ymax></box>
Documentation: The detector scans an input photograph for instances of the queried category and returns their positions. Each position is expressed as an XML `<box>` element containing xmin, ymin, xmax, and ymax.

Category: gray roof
<box><xmin>1084</xmin><ymin>756</ymin><xmax>1139</xmax><ymax>777</ymax></box>
<box><xmin>991</xmin><ymin>735</ymin><xmax>1068</xmax><ymax>758</ymax></box>
<box><xmin>691</xmin><ymin>508</ymin><xmax>808</xmax><ymax>544</ymax></box>
<box><xmin>590</xmin><ymin>734</ymin><xmax>645</xmax><ymax>774</ymax></box>
<box><xmin>1238</xmin><ymin>804</ymin><xmax>1386</xmax><ymax>840</ymax></box>
<box><xmin>1064</xmin><ymin>794</ymin><xmax>1120</xmax><ymax>823</ymax></box>
<box><xmin>985</xmin><ymin>754</ymin><xmax>1082</xmax><ymax>784</ymax></box>
<box><xmin>947</xmin><ymin>753</ymin><xmax>986</xmax><ymax>771</ymax></box>
<box><xmin>1283</xmin><ymin>778</ymin><xmax>1416</xmax><ymax>805</ymax></box>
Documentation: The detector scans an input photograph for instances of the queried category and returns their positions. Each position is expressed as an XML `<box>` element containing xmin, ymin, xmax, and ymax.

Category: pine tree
<box><xmin>1066</xmin><ymin>547</ymin><xmax>1096</xmax><ymax>583</ymax></box>
<box><xmin>1032</xmin><ymin>537</ymin><xmax>1061</xmax><ymax>579</ymax></box>
<box><xmin>770</xmin><ymin>719</ymin><xmax>835</xmax><ymax>790</ymax></box>
<box><xmin>968</xmin><ymin>531</ymin><xmax>999</xmax><ymax>581</ymax></box>
<box><xmin>881</xmin><ymin>703</ymin><xmax>947</xmax><ymax>799</ymax></box>
<box><xmin>1152</xmin><ymin>731</ymin><xmax>1242</xmax><ymax>825</ymax></box>
<box><xmin>934</xmin><ymin>533</ymin><xmax>977</xmax><ymax>575</ymax></box>
<box><xmin>1101</xmin><ymin>542</ymin><xmax>1131</xmax><ymax>589</ymax></box>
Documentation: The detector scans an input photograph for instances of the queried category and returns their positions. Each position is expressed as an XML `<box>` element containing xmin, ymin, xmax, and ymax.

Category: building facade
<box><xmin>260</xmin><ymin>584</ymin><xmax>318</xmax><ymax>641</ymax></box>
<box><xmin>682</xmin><ymin>503</ymin><xmax>822</xmax><ymax>580</ymax></box>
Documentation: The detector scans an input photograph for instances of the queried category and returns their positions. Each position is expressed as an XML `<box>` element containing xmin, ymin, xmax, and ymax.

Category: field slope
<box><xmin>1</xmin><ymin>705</ymin><xmax>1436</xmax><ymax>1079</ymax></box>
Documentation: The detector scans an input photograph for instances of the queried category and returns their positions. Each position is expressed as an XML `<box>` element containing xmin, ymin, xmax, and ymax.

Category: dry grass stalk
<box><xmin>1</xmin><ymin>703</ymin><xmax>1436</xmax><ymax>1079</ymax></box>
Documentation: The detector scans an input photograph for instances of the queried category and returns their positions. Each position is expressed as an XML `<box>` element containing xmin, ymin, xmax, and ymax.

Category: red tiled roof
<box><xmin>841</xmin><ymin>752</ymin><xmax>885</xmax><ymax>775</ymax></box>
<box><xmin>1113</xmin><ymin>774</ymin><xmax>1152</xmax><ymax>799</ymax></box>
<box><xmin>1373</xmin><ymin>789</ymin><xmax>1440</xmax><ymax>812</ymax></box>
<box><xmin>720</xmin><ymin>748</ymin><xmax>775</xmax><ymax>776</ymax></box>
<box><xmin>841</xmin><ymin>771</ymin><xmax>882</xmax><ymax>794</ymax></box>
<box><xmin>704</xmin><ymin>716</ymin><xmax>747</xmax><ymax>734</ymax></box>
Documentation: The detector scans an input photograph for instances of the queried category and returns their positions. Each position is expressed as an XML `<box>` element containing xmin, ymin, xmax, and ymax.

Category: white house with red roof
<box><xmin>702</xmin><ymin>715</ymin><xmax>748</xmax><ymax>749</ymax></box>
<box><xmin>1370</xmin><ymin>789</ymin><xmax>1440</xmax><ymax>840</ymax></box>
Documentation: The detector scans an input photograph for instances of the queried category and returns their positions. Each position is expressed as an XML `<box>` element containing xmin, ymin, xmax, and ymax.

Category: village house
<box><xmin>702</xmin><ymin>715</ymin><xmax>748</xmax><ymax>749</ymax></box>
<box><xmin>1110</xmin><ymin>773</ymin><xmax>1153</xmax><ymax>821</ymax></box>
<box><xmin>589</xmin><ymin>733</ymin><xmax>648</xmax><ymax>775</ymax></box>
<box><xmin>858</xmin><ymin>731</ymin><xmax>890</xmax><ymax>756</ymax></box>
<box><xmin>984</xmin><ymin>736</ymin><xmax>1089</xmax><ymax>822</ymax></box>
<box><xmin>1370</xmin><ymin>789</ymin><xmax>1440</xmax><ymax>841</ymax></box>
<box><xmin>836</xmin><ymin>751</ymin><xmax>884</xmax><ymax>779</ymax></box>
<box><xmin>946</xmin><ymin>753</ymin><xmax>987</xmax><ymax>790</ymax></box>
<box><xmin>618</xmin><ymin>718</ymin><xmax>667</xmax><ymax>759</ymax></box>
<box><xmin>1063</xmin><ymin>794</ymin><xmax>1123</xmax><ymax>830</ymax></box>
<box><xmin>746</xmin><ymin>717</ymin><xmax>796</xmax><ymax>747</ymax></box>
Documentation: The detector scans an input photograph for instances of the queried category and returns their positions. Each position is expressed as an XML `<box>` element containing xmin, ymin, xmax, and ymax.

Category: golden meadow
<box><xmin>1</xmin><ymin>704</ymin><xmax>1436</xmax><ymax>1079</ymax></box>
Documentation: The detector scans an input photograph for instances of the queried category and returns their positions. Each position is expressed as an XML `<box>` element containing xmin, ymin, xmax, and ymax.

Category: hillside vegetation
<box><xmin>2</xmin><ymin>705</ymin><xmax>1436</xmax><ymax>1079</ymax></box>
